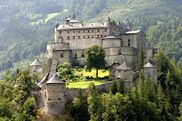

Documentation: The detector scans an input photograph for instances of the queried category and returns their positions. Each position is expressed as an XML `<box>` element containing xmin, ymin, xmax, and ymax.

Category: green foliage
<box><xmin>0</xmin><ymin>68</ymin><xmax>36</xmax><ymax>120</ymax></box>
<box><xmin>57</xmin><ymin>62</ymin><xmax>74</xmax><ymax>81</ymax></box>
<box><xmin>111</xmin><ymin>82</ymin><xmax>118</xmax><ymax>95</ymax></box>
<box><xmin>70</xmin><ymin>90</ymin><xmax>90</xmax><ymax>121</ymax></box>
<box><xmin>85</xmin><ymin>45</ymin><xmax>106</xmax><ymax>78</ymax></box>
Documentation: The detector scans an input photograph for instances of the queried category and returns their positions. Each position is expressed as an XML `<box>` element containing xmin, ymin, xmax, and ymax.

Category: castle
<box><xmin>31</xmin><ymin>15</ymin><xmax>157</xmax><ymax>115</ymax></box>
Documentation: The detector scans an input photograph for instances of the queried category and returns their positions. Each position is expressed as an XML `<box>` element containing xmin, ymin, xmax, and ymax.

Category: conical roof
<box><xmin>144</xmin><ymin>62</ymin><xmax>156</xmax><ymax>68</ymax></box>
<box><xmin>30</xmin><ymin>59</ymin><xmax>42</xmax><ymax>66</ymax></box>
<box><xmin>47</xmin><ymin>73</ymin><xmax>65</xmax><ymax>84</ymax></box>
<box><xmin>116</xmin><ymin>61</ymin><xmax>132</xmax><ymax>70</ymax></box>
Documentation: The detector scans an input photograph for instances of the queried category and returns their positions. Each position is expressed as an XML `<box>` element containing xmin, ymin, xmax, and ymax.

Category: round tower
<box><xmin>143</xmin><ymin>62</ymin><xmax>157</xmax><ymax>82</ymax></box>
<box><xmin>115</xmin><ymin>61</ymin><xmax>133</xmax><ymax>87</ymax></box>
<box><xmin>45</xmin><ymin>73</ymin><xmax>66</xmax><ymax>115</ymax></box>
<box><xmin>30</xmin><ymin>59</ymin><xmax>42</xmax><ymax>74</ymax></box>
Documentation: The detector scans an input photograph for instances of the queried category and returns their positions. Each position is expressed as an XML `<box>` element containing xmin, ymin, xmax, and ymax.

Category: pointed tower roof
<box><xmin>47</xmin><ymin>73</ymin><xmax>65</xmax><ymax>84</ymax></box>
<box><xmin>116</xmin><ymin>61</ymin><xmax>132</xmax><ymax>70</ymax></box>
<box><xmin>144</xmin><ymin>62</ymin><xmax>156</xmax><ymax>68</ymax></box>
<box><xmin>30</xmin><ymin>59</ymin><xmax>42</xmax><ymax>66</ymax></box>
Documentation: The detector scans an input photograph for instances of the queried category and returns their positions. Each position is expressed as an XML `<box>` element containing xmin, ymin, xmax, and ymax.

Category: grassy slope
<box><xmin>67</xmin><ymin>69</ymin><xmax>110</xmax><ymax>89</ymax></box>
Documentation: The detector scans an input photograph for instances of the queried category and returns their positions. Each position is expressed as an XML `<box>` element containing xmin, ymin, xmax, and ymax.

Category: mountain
<box><xmin>0</xmin><ymin>0</ymin><xmax>182</xmax><ymax>74</ymax></box>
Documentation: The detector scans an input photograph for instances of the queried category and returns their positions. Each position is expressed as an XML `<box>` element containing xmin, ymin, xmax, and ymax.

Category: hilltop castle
<box><xmin>31</xmin><ymin>15</ymin><xmax>157</xmax><ymax>115</ymax></box>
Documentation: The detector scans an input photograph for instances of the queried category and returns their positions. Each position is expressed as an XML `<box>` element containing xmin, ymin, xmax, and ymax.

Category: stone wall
<box><xmin>66</xmin><ymin>80</ymin><xmax>122</xmax><ymax>100</ymax></box>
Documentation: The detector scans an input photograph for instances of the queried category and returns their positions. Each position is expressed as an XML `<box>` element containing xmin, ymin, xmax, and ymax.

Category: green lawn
<box><xmin>31</xmin><ymin>12</ymin><xmax>61</xmax><ymax>25</ymax></box>
<box><xmin>74</xmin><ymin>69</ymin><xmax>109</xmax><ymax>78</ymax></box>
<box><xmin>66</xmin><ymin>69</ymin><xmax>110</xmax><ymax>88</ymax></box>
<box><xmin>67</xmin><ymin>80</ymin><xmax>105</xmax><ymax>89</ymax></box>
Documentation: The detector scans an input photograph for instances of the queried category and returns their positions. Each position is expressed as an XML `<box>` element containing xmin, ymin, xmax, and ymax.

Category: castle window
<box><xmin>78</xmin><ymin>36</ymin><xmax>81</xmax><ymax>39</ymax></box>
<box><xmin>97</xmin><ymin>29</ymin><xmax>100</xmax><ymax>32</ymax></box>
<box><xmin>67</xmin><ymin>36</ymin><xmax>70</xmax><ymax>40</ymax></box>
<box><xmin>58</xmin><ymin>98</ymin><xmax>61</xmax><ymax>100</ymax></box>
<box><xmin>87</xmin><ymin>30</ymin><xmax>90</xmax><ymax>33</ymax></box>
<box><xmin>83</xmin><ymin>36</ymin><xmax>86</xmax><ymax>39</ymax></box>
<box><xmin>61</xmin><ymin>53</ymin><xmax>64</xmax><ymax>58</ymax></box>
<box><xmin>97</xmin><ymin>35</ymin><xmax>100</xmax><ymax>38</ymax></box>
<box><xmin>88</xmin><ymin>35</ymin><xmax>90</xmax><ymax>38</ymax></box>
<box><xmin>118</xmin><ymin>50</ymin><xmax>121</xmax><ymax>55</ymax></box>
<box><xmin>92</xmin><ymin>29</ymin><xmax>94</xmax><ymax>32</ymax></box>
<box><xmin>59</xmin><ymin>31</ymin><xmax>62</xmax><ymax>34</ymax></box>
<box><xmin>91</xmin><ymin>35</ymin><xmax>94</xmax><ymax>38</ymax></box>
<box><xmin>105</xmin><ymin>29</ymin><xmax>107</xmax><ymax>32</ymax></box>
<box><xmin>73</xmin><ymin>36</ymin><xmax>76</xmax><ymax>39</ymax></box>
<box><xmin>128</xmin><ymin>39</ymin><xmax>131</xmax><ymax>47</ymax></box>
<box><xmin>75</xmin><ymin>54</ymin><xmax>77</xmax><ymax>59</ymax></box>
<box><xmin>73</xmin><ymin>30</ymin><xmax>75</xmax><ymax>33</ymax></box>
<box><xmin>81</xmin><ymin>52</ymin><xmax>84</xmax><ymax>57</ymax></box>
<box><xmin>67</xmin><ymin>31</ymin><xmax>69</xmax><ymax>34</ymax></box>
<box><xmin>48</xmin><ymin>98</ymin><xmax>51</xmax><ymax>101</ymax></box>
<box><xmin>101</xmin><ymin>35</ymin><xmax>103</xmax><ymax>38</ymax></box>
<box><xmin>78</xmin><ymin>30</ymin><xmax>80</xmax><ymax>33</ymax></box>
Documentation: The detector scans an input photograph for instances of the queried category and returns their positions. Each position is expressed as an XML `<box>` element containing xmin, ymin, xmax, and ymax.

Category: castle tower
<box><xmin>30</xmin><ymin>59</ymin><xmax>42</xmax><ymax>74</ymax></box>
<box><xmin>115</xmin><ymin>61</ymin><xmax>133</xmax><ymax>87</ymax></box>
<box><xmin>143</xmin><ymin>62</ymin><xmax>157</xmax><ymax>82</ymax></box>
<box><xmin>45</xmin><ymin>73</ymin><xmax>66</xmax><ymax>115</ymax></box>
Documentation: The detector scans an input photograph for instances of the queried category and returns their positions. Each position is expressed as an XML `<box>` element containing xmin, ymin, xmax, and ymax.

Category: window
<box><xmin>91</xmin><ymin>35</ymin><xmax>94</xmax><ymax>38</ymax></box>
<box><xmin>58</xmin><ymin>98</ymin><xmax>61</xmax><ymax>100</ymax></box>
<box><xmin>75</xmin><ymin>54</ymin><xmax>77</xmax><ymax>59</ymax></box>
<box><xmin>92</xmin><ymin>29</ymin><xmax>94</xmax><ymax>32</ymax></box>
<box><xmin>73</xmin><ymin>30</ymin><xmax>75</xmax><ymax>33</ymax></box>
<box><xmin>88</xmin><ymin>35</ymin><xmax>90</xmax><ymax>38</ymax></box>
<box><xmin>118</xmin><ymin>50</ymin><xmax>121</xmax><ymax>55</ymax></box>
<box><xmin>97</xmin><ymin>29</ymin><xmax>100</xmax><ymax>32</ymax></box>
<box><xmin>67</xmin><ymin>36</ymin><xmax>70</xmax><ymax>40</ymax></box>
<box><xmin>81</xmin><ymin>52</ymin><xmax>84</xmax><ymax>57</ymax></box>
<box><xmin>61</xmin><ymin>53</ymin><xmax>64</xmax><ymax>58</ymax></box>
<box><xmin>78</xmin><ymin>30</ymin><xmax>80</xmax><ymax>33</ymax></box>
<box><xmin>87</xmin><ymin>30</ymin><xmax>90</xmax><ymax>33</ymax></box>
<box><xmin>78</xmin><ymin>36</ymin><xmax>81</xmax><ymax>39</ymax></box>
<box><xmin>67</xmin><ymin>31</ymin><xmax>69</xmax><ymax>34</ymax></box>
<box><xmin>83</xmin><ymin>36</ymin><xmax>86</xmax><ymax>39</ymax></box>
<box><xmin>73</xmin><ymin>36</ymin><xmax>76</xmax><ymax>39</ymax></box>
<box><xmin>97</xmin><ymin>35</ymin><xmax>100</xmax><ymax>38</ymax></box>
<box><xmin>128</xmin><ymin>39</ymin><xmax>131</xmax><ymax>47</ymax></box>
<box><xmin>59</xmin><ymin>31</ymin><xmax>62</xmax><ymax>34</ymax></box>
<box><xmin>48</xmin><ymin>98</ymin><xmax>51</xmax><ymax>101</ymax></box>
<box><xmin>100</xmin><ymin>35</ymin><xmax>103</xmax><ymax>38</ymax></box>
<box><xmin>105</xmin><ymin>29</ymin><xmax>107</xmax><ymax>32</ymax></box>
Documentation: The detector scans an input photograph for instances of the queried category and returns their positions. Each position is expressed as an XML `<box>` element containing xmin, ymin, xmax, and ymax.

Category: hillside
<box><xmin>0</xmin><ymin>0</ymin><xmax>182</xmax><ymax>74</ymax></box>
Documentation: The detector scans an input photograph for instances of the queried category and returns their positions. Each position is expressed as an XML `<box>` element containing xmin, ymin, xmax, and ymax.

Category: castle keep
<box><xmin>46</xmin><ymin>16</ymin><xmax>154</xmax><ymax>77</ymax></box>
<box><xmin>31</xmin><ymin>16</ymin><xmax>157</xmax><ymax>115</ymax></box>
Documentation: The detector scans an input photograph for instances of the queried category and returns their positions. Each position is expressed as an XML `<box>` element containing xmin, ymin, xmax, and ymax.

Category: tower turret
<box><xmin>143</xmin><ymin>62</ymin><xmax>157</xmax><ymax>82</ymax></box>
<box><xmin>45</xmin><ymin>73</ymin><xmax>66</xmax><ymax>115</ymax></box>
<box><xmin>30</xmin><ymin>59</ymin><xmax>42</xmax><ymax>74</ymax></box>
<box><xmin>115</xmin><ymin>61</ymin><xmax>133</xmax><ymax>86</ymax></box>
